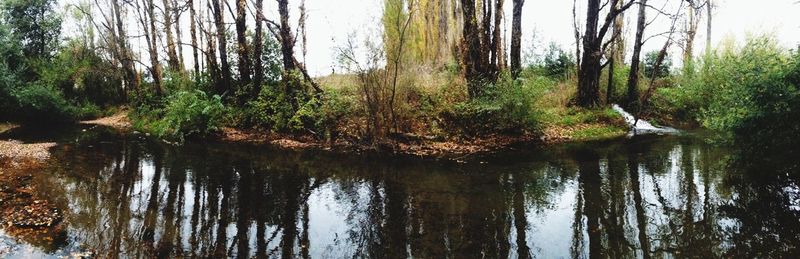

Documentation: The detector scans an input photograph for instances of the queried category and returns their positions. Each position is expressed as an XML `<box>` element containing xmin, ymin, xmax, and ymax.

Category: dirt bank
<box><xmin>80</xmin><ymin>110</ymin><xmax>131</xmax><ymax>129</ymax></box>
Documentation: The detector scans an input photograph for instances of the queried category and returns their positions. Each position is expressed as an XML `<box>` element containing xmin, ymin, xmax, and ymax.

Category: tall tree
<box><xmin>1</xmin><ymin>0</ymin><xmax>62</xmax><ymax>60</ymax></box>
<box><xmin>235</xmin><ymin>0</ymin><xmax>251</xmax><ymax>85</ymax></box>
<box><xmin>607</xmin><ymin>0</ymin><xmax>626</xmax><ymax>103</ymax></box>
<box><xmin>683</xmin><ymin>0</ymin><xmax>705</xmax><ymax>74</ymax></box>
<box><xmin>460</xmin><ymin>0</ymin><xmax>485</xmax><ymax>98</ymax></box>
<box><xmin>189</xmin><ymin>0</ymin><xmax>200</xmax><ymax>80</ymax></box>
<box><xmin>210</xmin><ymin>0</ymin><xmax>231</xmax><ymax>94</ymax></box>
<box><xmin>577</xmin><ymin>0</ymin><xmax>634</xmax><ymax>107</ymax></box>
<box><xmin>252</xmin><ymin>0</ymin><xmax>265</xmax><ymax>95</ymax></box>
<box><xmin>493</xmin><ymin>0</ymin><xmax>505</xmax><ymax>71</ymax></box>
<box><xmin>162</xmin><ymin>0</ymin><xmax>181</xmax><ymax>70</ymax></box>
<box><xmin>140</xmin><ymin>0</ymin><xmax>164</xmax><ymax>95</ymax></box>
<box><xmin>705</xmin><ymin>0</ymin><xmax>713</xmax><ymax>56</ymax></box>
<box><xmin>510</xmin><ymin>0</ymin><xmax>524</xmax><ymax>78</ymax></box>
<box><xmin>625</xmin><ymin>0</ymin><xmax>647</xmax><ymax>109</ymax></box>
<box><xmin>111</xmin><ymin>0</ymin><xmax>139</xmax><ymax>92</ymax></box>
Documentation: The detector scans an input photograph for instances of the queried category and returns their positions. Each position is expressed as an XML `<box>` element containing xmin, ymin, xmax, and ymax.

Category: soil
<box><xmin>80</xmin><ymin>110</ymin><xmax>131</xmax><ymax>129</ymax></box>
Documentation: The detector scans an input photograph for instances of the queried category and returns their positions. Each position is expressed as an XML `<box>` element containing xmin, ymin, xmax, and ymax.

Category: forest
<box><xmin>0</xmin><ymin>0</ymin><xmax>796</xmax><ymax>153</ymax></box>
<box><xmin>1</xmin><ymin>0</ymin><xmax>800</xmax><ymax>258</ymax></box>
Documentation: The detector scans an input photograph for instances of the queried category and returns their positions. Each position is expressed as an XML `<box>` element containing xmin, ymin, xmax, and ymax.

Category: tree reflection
<box><xmin>36</xmin><ymin>130</ymin><xmax>800</xmax><ymax>258</ymax></box>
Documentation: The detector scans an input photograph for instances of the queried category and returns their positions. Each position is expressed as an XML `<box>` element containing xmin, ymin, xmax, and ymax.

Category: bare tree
<box><xmin>210</xmin><ymin>0</ymin><xmax>232</xmax><ymax>94</ymax></box>
<box><xmin>162</xmin><ymin>0</ymin><xmax>181</xmax><ymax>71</ymax></box>
<box><xmin>189</xmin><ymin>0</ymin><xmax>200</xmax><ymax>80</ymax></box>
<box><xmin>235</xmin><ymin>0</ymin><xmax>251</xmax><ymax>85</ymax></box>
<box><xmin>252</xmin><ymin>0</ymin><xmax>265</xmax><ymax>95</ymax></box>
<box><xmin>607</xmin><ymin>0</ymin><xmax>626</xmax><ymax>103</ymax></box>
<box><xmin>576</xmin><ymin>0</ymin><xmax>635</xmax><ymax>107</ymax></box>
<box><xmin>511</xmin><ymin>0</ymin><xmax>524</xmax><ymax>78</ymax></box>
<box><xmin>626</xmin><ymin>0</ymin><xmax>647</xmax><ymax>109</ymax></box>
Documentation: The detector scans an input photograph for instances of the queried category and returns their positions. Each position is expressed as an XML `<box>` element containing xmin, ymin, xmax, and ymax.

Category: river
<box><xmin>0</xmin><ymin>125</ymin><xmax>799</xmax><ymax>258</ymax></box>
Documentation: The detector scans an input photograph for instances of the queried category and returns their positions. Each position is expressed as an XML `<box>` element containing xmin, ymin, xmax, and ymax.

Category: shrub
<box><xmin>10</xmin><ymin>83</ymin><xmax>74</xmax><ymax>124</ymax></box>
<box><xmin>132</xmin><ymin>90</ymin><xmax>226</xmax><ymax>141</ymax></box>
<box><xmin>643</xmin><ymin>50</ymin><xmax>672</xmax><ymax>78</ymax></box>
<box><xmin>442</xmin><ymin>74</ymin><xmax>542</xmax><ymax>136</ymax></box>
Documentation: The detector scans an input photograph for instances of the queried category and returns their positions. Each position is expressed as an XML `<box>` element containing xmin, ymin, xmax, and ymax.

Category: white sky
<box><xmin>301</xmin><ymin>0</ymin><xmax>800</xmax><ymax>75</ymax></box>
<box><xmin>60</xmin><ymin>0</ymin><xmax>800</xmax><ymax>76</ymax></box>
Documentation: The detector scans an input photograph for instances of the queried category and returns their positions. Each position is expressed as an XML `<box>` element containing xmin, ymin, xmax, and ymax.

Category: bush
<box><xmin>442</xmin><ymin>74</ymin><xmax>542</xmax><ymax>136</ymax></box>
<box><xmin>132</xmin><ymin>90</ymin><xmax>226</xmax><ymax>141</ymax></box>
<box><xmin>10</xmin><ymin>83</ymin><xmax>75</xmax><ymax>124</ymax></box>
<box><xmin>643</xmin><ymin>50</ymin><xmax>672</xmax><ymax>78</ymax></box>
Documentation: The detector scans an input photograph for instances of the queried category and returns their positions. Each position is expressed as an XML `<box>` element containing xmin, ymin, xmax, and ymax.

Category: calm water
<box><xmin>1</xmin><ymin>126</ymin><xmax>800</xmax><ymax>258</ymax></box>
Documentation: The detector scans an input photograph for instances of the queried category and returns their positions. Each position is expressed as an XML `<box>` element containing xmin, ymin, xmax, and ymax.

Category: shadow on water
<box><xmin>4</xmin><ymin>126</ymin><xmax>800</xmax><ymax>258</ymax></box>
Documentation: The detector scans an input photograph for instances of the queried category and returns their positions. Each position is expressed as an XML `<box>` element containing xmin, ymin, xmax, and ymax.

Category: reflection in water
<box><xmin>18</xmin><ymin>128</ymin><xmax>800</xmax><ymax>257</ymax></box>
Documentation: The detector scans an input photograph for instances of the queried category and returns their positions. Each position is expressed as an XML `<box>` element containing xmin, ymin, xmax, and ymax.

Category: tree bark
<box><xmin>235</xmin><ymin>0</ymin><xmax>251</xmax><ymax>85</ymax></box>
<box><xmin>491</xmin><ymin>0</ymin><xmax>504</xmax><ymax>72</ymax></box>
<box><xmin>705</xmin><ymin>0</ymin><xmax>712</xmax><ymax>56</ymax></box>
<box><xmin>278</xmin><ymin>0</ymin><xmax>295</xmax><ymax>73</ymax></box>
<box><xmin>112</xmin><ymin>0</ymin><xmax>139</xmax><ymax>92</ymax></box>
<box><xmin>607</xmin><ymin>0</ymin><xmax>625</xmax><ymax>103</ymax></box>
<box><xmin>189</xmin><ymin>0</ymin><xmax>200</xmax><ymax>80</ymax></box>
<box><xmin>626</xmin><ymin>0</ymin><xmax>647</xmax><ymax>110</ymax></box>
<box><xmin>510</xmin><ymin>0</ymin><xmax>523</xmax><ymax>78</ymax></box>
<box><xmin>162</xmin><ymin>0</ymin><xmax>181</xmax><ymax>71</ymax></box>
<box><xmin>577</xmin><ymin>0</ymin><xmax>603</xmax><ymax>107</ymax></box>
<box><xmin>211</xmin><ymin>0</ymin><xmax>232</xmax><ymax>95</ymax></box>
<box><xmin>252</xmin><ymin>0</ymin><xmax>264</xmax><ymax>95</ymax></box>
<box><xmin>144</xmin><ymin>0</ymin><xmax>163</xmax><ymax>95</ymax></box>
<box><xmin>461</xmin><ymin>0</ymin><xmax>485</xmax><ymax>98</ymax></box>
<box><xmin>577</xmin><ymin>0</ymin><xmax>632</xmax><ymax>107</ymax></box>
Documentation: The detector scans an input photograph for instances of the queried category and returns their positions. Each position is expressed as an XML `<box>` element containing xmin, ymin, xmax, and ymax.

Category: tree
<box><xmin>460</xmin><ymin>0</ymin><xmax>506</xmax><ymax>98</ymax></box>
<box><xmin>189</xmin><ymin>0</ymin><xmax>200</xmax><ymax>80</ymax></box>
<box><xmin>137</xmin><ymin>0</ymin><xmax>164</xmax><ymax>95</ymax></box>
<box><xmin>252</xmin><ymin>0</ymin><xmax>265</xmax><ymax>95</ymax></box>
<box><xmin>683</xmin><ymin>0</ymin><xmax>706</xmax><ymax>75</ymax></box>
<box><xmin>162</xmin><ymin>0</ymin><xmax>180</xmax><ymax>71</ymax></box>
<box><xmin>235</xmin><ymin>0</ymin><xmax>251</xmax><ymax>85</ymax></box>
<box><xmin>643</xmin><ymin>50</ymin><xmax>672</xmax><ymax>78</ymax></box>
<box><xmin>626</xmin><ymin>0</ymin><xmax>647</xmax><ymax>109</ymax></box>
<box><xmin>1</xmin><ymin>0</ymin><xmax>62</xmax><ymax>60</ymax></box>
<box><xmin>576</xmin><ymin>0</ymin><xmax>634</xmax><ymax>107</ymax></box>
<box><xmin>510</xmin><ymin>0</ymin><xmax>524</xmax><ymax>78</ymax></box>
<box><xmin>607</xmin><ymin>0</ymin><xmax>626</xmax><ymax>103</ymax></box>
<box><xmin>210</xmin><ymin>0</ymin><xmax>231</xmax><ymax>94</ymax></box>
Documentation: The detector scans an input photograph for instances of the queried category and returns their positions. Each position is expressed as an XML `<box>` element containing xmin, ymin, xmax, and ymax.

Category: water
<box><xmin>612</xmin><ymin>104</ymin><xmax>680</xmax><ymax>136</ymax></box>
<box><xmin>1</xmin><ymin>126</ymin><xmax>799</xmax><ymax>258</ymax></box>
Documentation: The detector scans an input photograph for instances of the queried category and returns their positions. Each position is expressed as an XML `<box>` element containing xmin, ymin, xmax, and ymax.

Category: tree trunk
<box><xmin>235</xmin><ymin>0</ymin><xmax>251</xmax><ymax>85</ymax></box>
<box><xmin>278</xmin><ymin>0</ymin><xmax>298</xmax><ymax>107</ymax></box>
<box><xmin>626</xmin><ymin>0</ymin><xmax>647</xmax><ymax>110</ymax></box>
<box><xmin>145</xmin><ymin>0</ymin><xmax>163</xmax><ymax>95</ymax></box>
<box><xmin>491</xmin><ymin>0</ymin><xmax>504</xmax><ymax>72</ymax></box>
<box><xmin>510</xmin><ymin>0</ymin><xmax>524</xmax><ymax>78</ymax></box>
<box><xmin>173</xmin><ymin>0</ymin><xmax>184</xmax><ymax>71</ymax></box>
<box><xmin>607</xmin><ymin>0</ymin><xmax>625</xmax><ymax>103</ymax></box>
<box><xmin>576</xmin><ymin>0</ymin><xmax>602</xmax><ymax>107</ymax></box>
<box><xmin>705</xmin><ymin>0</ymin><xmax>712</xmax><ymax>56</ymax></box>
<box><xmin>162</xmin><ymin>0</ymin><xmax>180</xmax><ymax>71</ymax></box>
<box><xmin>189</xmin><ymin>0</ymin><xmax>200</xmax><ymax>80</ymax></box>
<box><xmin>461</xmin><ymin>0</ymin><xmax>484</xmax><ymax>98</ymax></box>
<box><xmin>112</xmin><ymin>0</ymin><xmax>139</xmax><ymax>93</ymax></box>
<box><xmin>211</xmin><ymin>0</ymin><xmax>231</xmax><ymax>95</ymax></box>
<box><xmin>252</xmin><ymin>0</ymin><xmax>264</xmax><ymax>95</ymax></box>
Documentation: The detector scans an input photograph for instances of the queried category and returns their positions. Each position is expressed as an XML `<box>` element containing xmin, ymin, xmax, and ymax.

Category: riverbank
<box><xmin>105</xmin><ymin>108</ymin><xmax>628</xmax><ymax>157</ymax></box>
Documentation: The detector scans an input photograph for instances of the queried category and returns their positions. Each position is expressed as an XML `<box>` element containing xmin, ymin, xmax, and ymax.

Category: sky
<box><xmin>300</xmin><ymin>0</ymin><xmax>800</xmax><ymax>76</ymax></box>
<box><xmin>60</xmin><ymin>0</ymin><xmax>800</xmax><ymax>77</ymax></box>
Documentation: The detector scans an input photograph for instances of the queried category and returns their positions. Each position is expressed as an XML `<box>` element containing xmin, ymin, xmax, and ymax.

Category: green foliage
<box><xmin>654</xmin><ymin>35</ymin><xmax>800</xmax><ymax>154</ymax></box>
<box><xmin>1</xmin><ymin>0</ymin><xmax>61</xmax><ymax>60</ymax></box>
<box><xmin>9</xmin><ymin>83</ymin><xmax>74</xmax><ymax>123</ymax></box>
<box><xmin>542</xmin><ymin>43</ymin><xmax>576</xmax><ymax>79</ymax></box>
<box><xmin>37</xmin><ymin>40</ymin><xmax>125</xmax><ymax>106</ymax></box>
<box><xmin>643</xmin><ymin>50</ymin><xmax>672</xmax><ymax>78</ymax></box>
<box><xmin>132</xmin><ymin>90</ymin><xmax>226</xmax><ymax>141</ymax></box>
<box><xmin>442</xmin><ymin>73</ymin><xmax>542</xmax><ymax>136</ymax></box>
